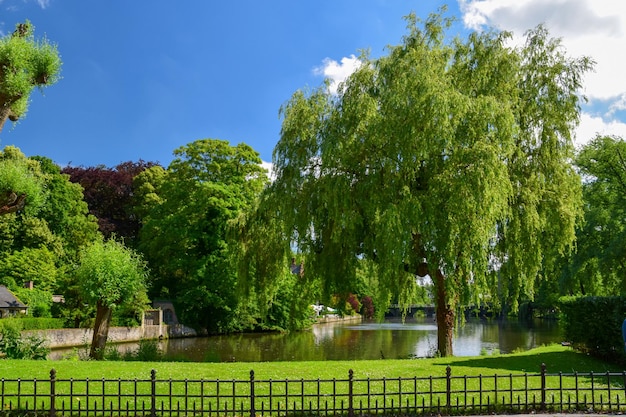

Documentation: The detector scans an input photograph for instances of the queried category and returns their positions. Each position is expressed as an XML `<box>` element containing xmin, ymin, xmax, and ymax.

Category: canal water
<box><xmin>50</xmin><ymin>317</ymin><xmax>562</xmax><ymax>362</ymax></box>
<box><xmin>68</xmin><ymin>317</ymin><xmax>559</xmax><ymax>362</ymax></box>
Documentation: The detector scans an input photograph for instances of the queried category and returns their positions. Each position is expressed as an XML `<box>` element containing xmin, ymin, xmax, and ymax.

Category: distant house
<box><xmin>0</xmin><ymin>285</ymin><xmax>27</xmax><ymax>317</ymax></box>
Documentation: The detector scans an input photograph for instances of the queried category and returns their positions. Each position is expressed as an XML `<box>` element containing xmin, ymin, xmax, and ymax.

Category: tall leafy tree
<box><xmin>33</xmin><ymin>156</ymin><xmax>99</xmax><ymax>257</ymax></box>
<box><xmin>255</xmin><ymin>12</ymin><xmax>592</xmax><ymax>356</ymax></box>
<box><xmin>74</xmin><ymin>238</ymin><xmax>149</xmax><ymax>359</ymax></box>
<box><xmin>559</xmin><ymin>135</ymin><xmax>626</xmax><ymax>295</ymax></box>
<box><xmin>0</xmin><ymin>21</ymin><xmax>62</xmax><ymax>133</ymax></box>
<box><xmin>137</xmin><ymin>139</ymin><xmax>267</xmax><ymax>332</ymax></box>
<box><xmin>0</xmin><ymin>151</ymin><xmax>99</xmax><ymax>322</ymax></box>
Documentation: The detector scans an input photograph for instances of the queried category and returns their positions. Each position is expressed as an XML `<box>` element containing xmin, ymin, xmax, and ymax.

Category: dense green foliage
<box><xmin>252</xmin><ymin>11</ymin><xmax>592</xmax><ymax>356</ymax></box>
<box><xmin>0</xmin><ymin>10</ymin><xmax>622</xmax><ymax>361</ymax></box>
<box><xmin>0</xmin><ymin>319</ymin><xmax>49</xmax><ymax>359</ymax></box>
<box><xmin>0</xmin><ymin>21</ymin><xmax>61</xmax><ymax>132</ymax></box>
<box><xmin>0</xmin><ymin>150</ymin><xmax>101</xmax><ymax>326</ymax></box>
<box><xmin>0</xmin><ymin>317</ymin><xmax>65</xmax><ymax>330</ymax></box>
<box><xmin>74</xmin><ymin>239</ymin><xmax>148</xmax><ymax>311</ymax></box>
<box><xmin>62</xmin><ymin>161</ymin><xmax>158</xmax><ymax>246</ymax></box>
<box><xmin>137</xmin><ymin>139</ymin><xmax>268</xmax><ymax>333</ymax></box>
<box><xmin>559</xmin><ymin>296</ymin><xmax>626</xmax><ymax>361</ymax></box>
<box><xmin>73</xmin><ymin>238</ymin><xmax>149</xmax><ymax>358</ymax></box>
<box><xmin>0</xmin><ymin>146</ymin><xmax>46</xmax><ymax>215</ymax></box>
<box><xmin>556</xmin><ymin>136</ymin><xmax>626</xmax><ymax>296</ymax></box>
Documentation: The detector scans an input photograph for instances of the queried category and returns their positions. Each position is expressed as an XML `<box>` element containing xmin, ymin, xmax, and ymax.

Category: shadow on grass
<box><xmin>437</xmin><ymin>349</ymin><xmax>622</xmax><ymax>374</ymax></box>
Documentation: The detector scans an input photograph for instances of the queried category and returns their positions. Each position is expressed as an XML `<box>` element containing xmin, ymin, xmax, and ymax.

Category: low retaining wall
<box><xmin>23</xmin><ymin>324</ymin><xmax>198</xmax><ymax>349</ymax></box>
<box><xmin>315</xmin><ymin>314</ymin><xmax>362</xmax><ymax>324</ymax></box>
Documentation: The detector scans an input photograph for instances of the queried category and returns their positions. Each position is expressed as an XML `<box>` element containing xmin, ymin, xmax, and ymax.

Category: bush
<box><xmin>0</xmin><ymin>320</ymin><xmax>49</xmax><ymax>359</ymax></box>
<box><xmin>128</xmin><ymin>339</ymin><xmax>162</xmax><ymax>361</ymax></box>
<box><xmin>1</xmin><ymin>317</ymin><xmax>66</xmax><ymax>330</ymax></box>
<box><xmin>102</xmin><ymin>339</ymin><xmax>162</xmax><ymax>362</ymax></box>
<box><xmin>347</xmin><ymin>293</ymin><xmax>361</xmax><ymax>314</ymax></box>
<box><xmin>360</xmin><ymin>296</ymin><xmax>375</xmax><ymax>319</ymax></box>
<box><xmin>559</xmin><ymin>296</ymin><xmax>626</xmax><ymax>361</ymax></box>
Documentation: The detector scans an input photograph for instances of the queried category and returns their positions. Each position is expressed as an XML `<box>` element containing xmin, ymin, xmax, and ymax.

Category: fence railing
<box><xmin>2</xmin><ymin>363</ymin><xmax>626</xmax><ymax>416</ymax></box>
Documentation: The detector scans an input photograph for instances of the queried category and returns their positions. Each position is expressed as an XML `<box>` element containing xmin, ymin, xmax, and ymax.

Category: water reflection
<box><xmin>50</xmin><ymin>317</ymin><xmax>562</xmax><ymax>362</ymax></box>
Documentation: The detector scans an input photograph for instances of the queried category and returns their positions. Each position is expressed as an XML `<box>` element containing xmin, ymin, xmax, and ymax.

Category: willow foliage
<box><xmin>244</xmin><ymin>11</ymin><xmax>592</xmax><ymax>354</ymax></box>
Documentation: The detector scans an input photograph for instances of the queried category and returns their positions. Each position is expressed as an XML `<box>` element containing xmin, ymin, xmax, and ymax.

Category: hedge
<box><xmin>0</xmin><ymin>317</ymin><xmax>66</xmax><ymax>331</ymax></box>
<box><xmin>559</xmin><ymin>295</ymin><xmax>626</xmax><ymax>361</ymax></box>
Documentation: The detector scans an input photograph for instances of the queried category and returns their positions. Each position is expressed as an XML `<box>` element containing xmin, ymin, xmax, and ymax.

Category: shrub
<box><xmin>2</xmin><ymin>317</ymin><xmax>66</xmax><ymax>330</ymax></box>
<box><xmin>129</xmin><ymin>339</ymin><xmax>162</xmax><ymax>361</ymax></box>
<box><xmin>0</xmin><ymin>320</ymin><xmax>49</xmax><ymax>359</ymax></box>
<box><xmin>347</xmin><ymin>293</ymin><xmax>361</xmax><ymax>314</ymax></box>
<box><xmin>360</xmin><ymin>296</ymin><xmax>375</xmax><ymax>319</ymax></box>
<box><xmin>102</xmin><ymin>339</ymin><xmax>163</xmax><ymax>362</ymax></box>
<box><xmin>559</xmin><ymin>295</ymin><xmax>626</xmax><ymax>362</ymax></box>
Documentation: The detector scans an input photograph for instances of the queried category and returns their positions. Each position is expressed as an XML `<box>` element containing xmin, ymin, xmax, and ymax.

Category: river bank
<box><xmin>27</xmin><ymin>314</ymin><xmax>364</xmax><ymax>351</ymax></box>
<box><xmin>24</xmin><ymin>322</ymin><xmax>197</xmax><ymax>350</ymax></box>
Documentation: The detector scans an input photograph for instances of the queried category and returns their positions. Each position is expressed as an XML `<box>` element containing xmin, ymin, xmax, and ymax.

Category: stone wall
<box><xmin>23</xmin><ymin>323</ymin><xmax>197</xmax><ymax>349</ymax></box>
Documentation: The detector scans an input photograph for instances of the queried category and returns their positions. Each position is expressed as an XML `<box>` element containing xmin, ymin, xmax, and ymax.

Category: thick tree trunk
<box><xmin>90</xmin><ymin>300</ymin><xmax>112</xmax><ymax>360</ymax></box>
<box><xmin>434</xmin><ymin>269</ymin><xmax>454</xmax><ymax>357</ymax></box>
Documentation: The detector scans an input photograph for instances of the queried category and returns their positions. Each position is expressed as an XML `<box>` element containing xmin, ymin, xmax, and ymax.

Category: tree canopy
<box><xmin>559</xmin><ymin>135</ymin><xmax>626</xmax><ymax>296</ymax></box>
<box><xmin>62</xmin><ymin>160</ymin><xmax>158</xmax><ymax>246</ymax></box>
<box><xmin>137</xmin><ymin>139</ymin><xmax>268</xmax><ymax>332</ymax></box>
<box><xmin>0</xmin><ymin>146</ymin><xmax>46</xmax><ymax>215</ymax></box>
<box><xmin>74</xmin><ymin>238</ymin><xmax>149</xmax><ymax>359</ymax></box>
<box><xmin>0</xmin><ymin>21</ymin><xmax>62</xmax><ymax>133</ymax></box>
<box><xmin>251</xmin><ymin>12</ymin><xmax>593</xmax><ymax>356</ymax></box>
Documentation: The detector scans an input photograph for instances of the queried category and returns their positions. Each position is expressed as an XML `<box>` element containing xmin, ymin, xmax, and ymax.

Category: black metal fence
<box><xmin>2</xmin><ymin>364</ymin><xmax>626</xmax><ymax>416</ymax></box>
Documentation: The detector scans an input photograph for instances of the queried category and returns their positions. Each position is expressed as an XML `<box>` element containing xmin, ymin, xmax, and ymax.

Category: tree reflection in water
<box><xmin>50</xmin><ymin>317</ymin><xmax>562</xmax><ymax>362</ymax></box>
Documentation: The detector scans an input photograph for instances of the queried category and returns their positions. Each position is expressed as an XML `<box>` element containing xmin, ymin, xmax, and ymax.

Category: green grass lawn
<box><xmin>0</xmin><ymin>344</ymin><xmax>624</xmax><ymax>415</ymax></box>
<box><xmin>0</xmin><ymin>344</ymin><xmax>620</xmax><ymax>381</ymax></box>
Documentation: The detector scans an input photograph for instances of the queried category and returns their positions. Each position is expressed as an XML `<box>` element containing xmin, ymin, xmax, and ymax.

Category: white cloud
<box><xmin>313</xmin><ymin>55</ymin><xmax>362</xmax><ymax>95</ymax></box>
<box><xmin>575</xmin><ymin>112</ymin><xmax>626</xmax><ymax>148</ymax></box>
<box><xmin>458</xmin><ymin>0</ymin><xmax>626</xmax><ymax>146</ymax></box>
<box><xmin>261</xmin><ymin>160</ymin><xmax>275</xmax><ymax>182</ymax></box>
<box><xmin>312</xmin><ymin>2</ymin><xmax>626</xmax><ymax>147</ymax></box>
<box><xmin>0</xmin><ymin>0</ymin><xmax>50</xmax><ymax>10</ymax></box>
<box><xmin>460</xmin><ymin>0</ymin><xmax>621</xmax><ymax>37</ymax></box>
<box><xmin>607</xmin><ymin>93</ymin><xmax>626</xmax><ymax>117</ymax></box>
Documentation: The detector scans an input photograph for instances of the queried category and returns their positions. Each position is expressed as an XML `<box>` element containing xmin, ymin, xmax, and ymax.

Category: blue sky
<box><xmin>0</xmin><ymin>0</ymin><xmax>625</xmax><ymax>168</ymax></box>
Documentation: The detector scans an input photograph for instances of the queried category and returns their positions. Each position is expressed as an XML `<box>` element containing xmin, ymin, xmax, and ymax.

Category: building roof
<box><xmin>0</xmin><ymin>286</ymin><xmax>26</xmax><ymax>309</ymax></box>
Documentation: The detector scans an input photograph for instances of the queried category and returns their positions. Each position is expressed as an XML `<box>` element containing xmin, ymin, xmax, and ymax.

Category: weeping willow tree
<box><xmin>0</xmin><ymin>20</ymin><xmax>62</xmax><ymax>133</ymax></box>
<box><xmin>241</xmin><ymin>11</ymin><xmax>592</xmax><ymax>356</ymax></box>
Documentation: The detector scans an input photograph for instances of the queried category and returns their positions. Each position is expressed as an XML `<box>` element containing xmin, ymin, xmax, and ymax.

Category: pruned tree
<box><xmin>250</xmin><ymin>12</ymin><xmax>592</xmax><ymax>356</ymax></box>
<box><xmin>74</xmin><ymin>238</ymin><xmax>149</xmax><ymax>359</ymax></box>
<box><xmin>0</xmin><ymin>21</ymin><xmax>62</xmax><ymax>133</ymax></box>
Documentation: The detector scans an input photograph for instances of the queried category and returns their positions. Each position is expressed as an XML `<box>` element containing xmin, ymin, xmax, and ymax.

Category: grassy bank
<box><xmin>0</xmin><ymin>344</ymin><xmax>621</xmax><ymax>381</ymax></box>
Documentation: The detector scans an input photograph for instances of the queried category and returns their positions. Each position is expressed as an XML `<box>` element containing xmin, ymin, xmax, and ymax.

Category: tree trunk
<box><xmin>0</xmin><ymin>105</ymin><xmax>10</xmax><ymax>134</ymax></box>
<box><xmin>434</xmin><ymin>269</ymin><xmax>454</xmax><ymax>357</ymax></box>
<box><xmin>90</xmin><ymin>300</ymin><xmax>112</xmax><ymax>360</ymax></box>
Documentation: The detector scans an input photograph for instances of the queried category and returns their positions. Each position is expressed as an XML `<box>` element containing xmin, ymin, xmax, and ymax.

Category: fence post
<box><xmin>151</xmin><ymin>369</ymin><xmax>157</xmax><ymax>417</ymax></box>
<box><xmin>49</xmin><ymin>369</ymin><xmax>56</xmax><ymax>417</ymax></box>
<box><xmin>540</xmin><ymin>363</ymin><xmax>546</xmax><ymax>411</ymax></box>
<box><xmin>250</xmin><ymin>370</ymin><xmax>255</xmax><ymax>417</ymax></box>
<box><xmin>348</xmin><ymin>369</ymin><xmax>354</xmax><ymax>417</ymax></box>
<box><xmin>446</xmin><ymin>366</ymin><xmax>451</xmax><ymax>411</ymax></box>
